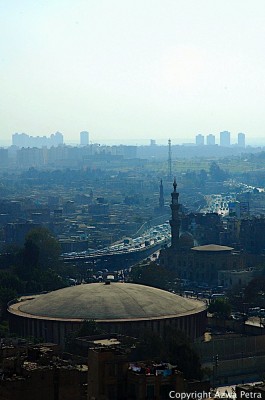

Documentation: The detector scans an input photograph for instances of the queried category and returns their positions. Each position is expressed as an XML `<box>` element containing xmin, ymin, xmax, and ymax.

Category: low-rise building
<box><xmin>0</xmin><ymin>342</ymin><xmax>87</xmax><ymax>400</ymax></box>
<box><xmin>236</xmin><ymin>382</ymin><xmax>265</xmax><ymax>399</ymax></box>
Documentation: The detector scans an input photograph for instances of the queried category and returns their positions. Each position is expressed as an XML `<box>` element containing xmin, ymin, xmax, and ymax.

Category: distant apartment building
<box><xmin>220</xmin><ymin>131</ymin><xmax>231</xmax><ymax>146</ymax></box>
<box><xmin>150</xmin><ymin>139</ymin><xmax>156</xmax><ymax>146</ymax></box>
<box><xmin>238</xmin><ymin>132</ymin><xmax>246</xmax><ymax>147</ymax></box>
<box><xmin>80</xmin><ymin>130</ymin><xmax>89</xmax><ymax>146</ymax></box>
<box><xmin>206</xmin><ymin>134</ymin><xmax>215</xmax><ymax>146</ymax></box>
<box><xmin>12</xmin><ymin>132</ymin><xmax>28</xmax><ymax>147</ymax></box>
<box><xmin>95</xmin><ymin>145</ymin><xmax>137</xmax><ymax>159</ymax></box>
<box><xmin>47</xmin><ymin>144</ymin><xmax>69</xmax><ymax>164</ymax></box>
<box><xmin>12</xmin><ymin>131</ymin><xmax>63</xmax><ymax>148</ymax></box>
<box><xmin>195</xmin><ymin>134</ymin><xmax>204</xmax><ymax>146</ymax></box>
<box><xmin>50</xmin><ymin>131</ymin><xmax>64</xmax><ymax>146</ymax></box>
<box><xmin>0</xmin><ymin>148</ymin><xmax>8</xmax><ymax>167</ymax></box>
<box><xmin>17</xmin><ymin>147</ymin><xmax>47</xmax><ymax>167</ymax></box>
<box><xmin>5</xmin><ymin>222</ymin><xmax>42</xmax><ymax>245</ymax></box>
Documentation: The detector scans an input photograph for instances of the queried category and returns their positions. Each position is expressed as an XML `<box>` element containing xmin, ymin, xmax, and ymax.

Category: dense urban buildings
<box><xmin>1</xmin><ymin>136</ymin><xmax>265</xmax><ymax>393</ymax></box>
<box><xmin>0</xmin><ymin>334</ymin><xmax>210</xmax><ymax>400</ymax></box>
<box><xmin>0</xmin><ymin>342</ymin><xmax>87</xmax><ymax>400</ymax></box>
<box><xmin>86</xmin><ymin>335</ymin><xmax>209</xmax><ymax>400</ymax></box>
<box><xmin>159</xmin><ymin>180</ymin><xmax>247</xmax><ymax>286</ymax></box>
<box><xmin>12</xmin><ymin>131</ymin><xmax>64</xmax><ymax>148</ymax></box>
<box><xmin>194</xmin><ymin>131</ymin><xmax>246</xmax><ymax>147</ymax></box>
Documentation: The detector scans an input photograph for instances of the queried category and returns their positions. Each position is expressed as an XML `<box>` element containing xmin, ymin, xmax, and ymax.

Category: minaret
<box><xmin>170</xmin><ymin>178</ymin><xmax>181</xmax><ymax>248</ymax></box>
<box><xmin>168</xmin><ymin>139</ymin><xmax>172</xmax><ymax>178</ymax></box>
<box><xmin>159</xmin><ymin>179</ymin><xmax>164</xmax><ymax>209</ymax></box>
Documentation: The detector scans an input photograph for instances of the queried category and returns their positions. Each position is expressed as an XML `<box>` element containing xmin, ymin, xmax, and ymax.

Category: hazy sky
<box><xmin>1</xmin><ymin>0</ymin><xmax>265</xmax><ymax>145</ymax></box>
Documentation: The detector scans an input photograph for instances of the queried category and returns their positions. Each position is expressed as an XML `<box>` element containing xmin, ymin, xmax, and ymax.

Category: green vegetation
<box><xmin>0</xmin><ymin>227</ymin><xmax>70</xmax><ymax>325</ymax></box>
<box><xmin>135</xmin><ymin>327</ymin><xmax>203</xmax><ymax>380</ymax></box>
<box><xmin>24</xmin><ymin>227</ymin><xmax>61</xmax><ymax>269</ymax></box>
<box><xmin>208</xmin><ymin>298</ymin><xmax>231</xmax><ymax>319</ymax></box>
<box><xmin>129</xmin><ymin>261</ymin><xmax>178</xmax><ymax>291</ymax></box>
<box><xmin>65</xmin><ymin>319</ymin><xmax>103</xmax><ymax>353</ymax></box>
<box><xmin>227</xmin><ymin>276</ymin><xmax>265</xmax><ymax>311</ymax></box>
<box><xmin>0</xmin><ymin>286</ymin><xmax>17</xmax><ymax>318</ymax></box>
<box><xmin>244</xmin><ymin>276</ymin><xmax>265</xmax><ymax>307</ymax></box>
<box><xmin>146</xmin><ymin>153</ymin><xmax>265</xmax><ymax>178</ymax></box>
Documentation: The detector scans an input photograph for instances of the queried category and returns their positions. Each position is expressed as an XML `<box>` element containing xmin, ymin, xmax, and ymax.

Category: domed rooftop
<box><xmin>11</xmin><ymin>283</ymin><xmax>205</xmax><ymax>322</ymax></box>
<box><xmin>179</xmin><ymin>232</ymin><xmax>194</xmax><ymax>249</ymax></box>
<box><xmin>191</xmin><ymin>244</ymin><xmax>234</xmax><ymax>252</ymax></box>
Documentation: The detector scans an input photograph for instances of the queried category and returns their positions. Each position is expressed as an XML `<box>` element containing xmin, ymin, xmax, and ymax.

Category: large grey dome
<box><xmin>15</xmin><ymin>283</ymin><xmax>205</xmax><ymax>321</ymax></box>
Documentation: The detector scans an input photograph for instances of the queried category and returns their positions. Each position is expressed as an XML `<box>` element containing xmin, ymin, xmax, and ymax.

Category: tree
<box><xmin>65</xmin><ymin>320</ymin><xmax>103</xmax><ymax>353</ymax></box>
<box><xmin>0</xmin><ymin>286</ymin><xmax>17</xmax><ymax>319</ymax></box>
<box><xmin>134</xmin><ymin>327</ymin><xmax>203</xmax><ymax>380</ymax></box>
<box><xmin>163</xmin><ymin>327</ymin><xmax>203</xmax><ymax>380</ymax></box>
<box><xmin>134</xmin><ymin>329</ymin><xmax>164</xmax><ymax>361</ymax></box>
<box><xmin>37</xmin><ymin>269</ymin><xmax>67</xmax><ymax>292</ymax></box>
<box><xmin>209</xmin><ymin>161</ymin><xmax>228</xmax><ymax>182</ymax></box>
<box><xmin>244</xmin><ymin>277</ymin><xmax>265</xmax><ymax>308</ymax></box>
<box><xmin>208</xmin><ymin>298</ymin><xmax>231</xmax><ymax>319</ymax></box>
<box><xmin>15</xmin><ymin>240</ymin><xmax>40</xmax><ymax>280</ymax></box>
<box><xmin>129</xmin><ymin>262</ymin><xmax>175</xmax><ymax>290</ymax></box>
<box><xmin>77</xmin><ymin>319</ymin><xmax>101</xmax><ymax>336</ymax></box>
<box><xmin>25</xmin><ymin>227</ymin><xmax>61</xmax><ymax>269</ymax></box>
<box><xmin>0</xmin><ymin>271</ymin><xmax>25</xmax><ymax>296</ymax></box>
<box><xmin>0</xmin><ymin>244</ymin><xmax>21</xmax><ymax>269</ymax></box>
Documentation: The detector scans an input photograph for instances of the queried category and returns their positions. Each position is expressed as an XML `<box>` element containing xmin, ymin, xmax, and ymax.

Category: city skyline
<box><xmin>3</xmin><ymin>129</ymin><xmax>249</xmax><ymax>147</ymax></box>
<box><xmin>1</xmin><ymin>1</ymin><xmax>265</xmax><ymax>145</ymax></box>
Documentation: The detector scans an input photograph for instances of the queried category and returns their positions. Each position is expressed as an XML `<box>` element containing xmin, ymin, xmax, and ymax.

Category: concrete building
<box><xmin>4</xmin><ymin>222</ymin><xmax>41</xmax><ymax>246</ymax></box>
<box><xmin>236</xmin><ymin>382</ymin><xmax>265</xmax><ymax>398</ymax></box>
<box><xmin>12</xmin><ymin>132</ymin><xmax>63</xmax><ymax>148</ymax></box>
<box><xmin>218</xmin><ymin>268</ymin><xmax>256</xmax><ymax>288</ymax></box>
<box><xmin>87</xmin><ymin>339</ymin><xmax>129</xmax><ymax>400</ymax></box>
<box><xmin>8</xmin><ymin>283</ymin><xmax>207</xmax><ymax>346</ymax></box>
<box><xmin>238</xmin><ymin>132</ymin><xmax>246</xmax><ymax>147</ymax></box>
<box><xmin>195</xmin><ymin>134</ymin><xmax>204</xmax><ymax>146</ymax></box>
<box><xmin>195</xmin><ymin>332</ymin><xmax>265</xmax><ymax>385</ymax></box>
<box><xmin>0</xmin><ymin>148</ymin><xmax>8</xmax><ymax>167</ymax></box>
<box><xmin>17</xmin><ymin>147</ymin><xmax>47</xmax><ymax>167</ymax></box>
<box><xmin>206</xmin><ymin>134</ymin><xmax>215</xmax><ymax>146</ymax></box>
<box><xmin>220</xmin><ymin>131</ymin><xmax>230</xmax><ymax>147</ymax></box>
<box><xmin>80</xmin><ymin>131</ymin><xmax>89</xmax><ymax>146</ymax></box>
<box><xmin>0</xmin><ymin>342</ymin><xmax>87</xmax><ymax>400</ymax></box>
<box><xmin>160</xmin><ymin>242</ymin><xmax>245</xmax><ymax>285</ymax></box>
<box><xmin>85</xmin><ymin>334</ymin><xmax>208</xmax><ymax>400</ymax></box>
<box><xmin>126</xmin><ymin>363</ymin><xmax>186</xmax><ymax>400</ymax></box>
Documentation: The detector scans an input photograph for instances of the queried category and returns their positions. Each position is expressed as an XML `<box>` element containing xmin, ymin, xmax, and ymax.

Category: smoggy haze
<box><xmin>1</xmin><ymin>0</ymin><xmax>265</xmax><ymax>145</ymax></box>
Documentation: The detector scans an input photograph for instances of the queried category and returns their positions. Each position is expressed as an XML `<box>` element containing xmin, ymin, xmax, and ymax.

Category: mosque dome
<box><xmin>179</xmin><ymin>232</ymin><xmax>194</xmax><ymax>249</ymax></box>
